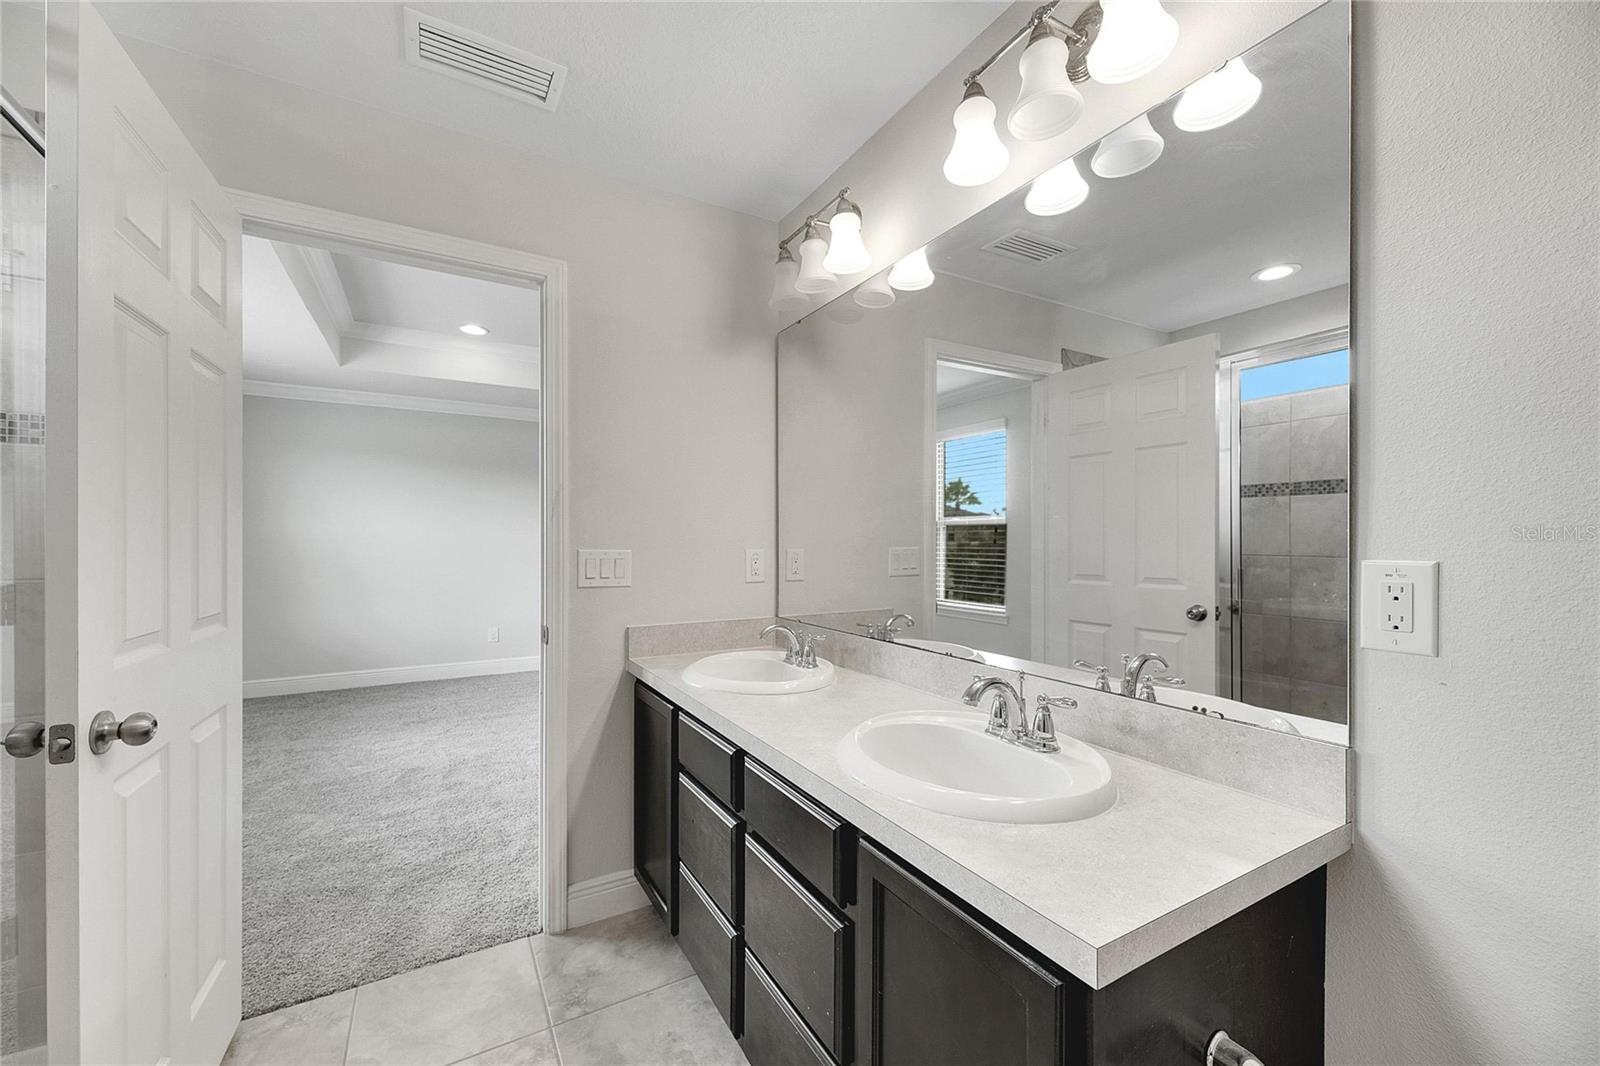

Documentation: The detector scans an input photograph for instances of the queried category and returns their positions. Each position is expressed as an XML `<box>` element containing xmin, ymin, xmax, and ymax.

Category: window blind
<box><xmin>935</xmin><ymin>427</ymin><xmax>1007</xmax><ymax>611</ymax></box>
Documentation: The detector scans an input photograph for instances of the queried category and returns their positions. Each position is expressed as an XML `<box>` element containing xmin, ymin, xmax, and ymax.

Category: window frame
<box><xmin>934</xmin><ymin>418</ymin><xmax>1009</xmax><ymax>621</ymax></box>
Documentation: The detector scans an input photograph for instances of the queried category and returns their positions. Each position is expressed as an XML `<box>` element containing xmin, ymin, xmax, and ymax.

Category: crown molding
<box><xmin>244</xmin><ymin>379</ymin><xmax>539</xmax><ymax>422</ymax></box>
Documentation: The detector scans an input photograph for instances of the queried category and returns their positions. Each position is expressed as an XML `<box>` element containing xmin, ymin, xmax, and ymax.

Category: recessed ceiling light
<box><xmin>458</xmin><ymin>323</ymin><xmax>490</xmax><ymax>336</ymax></box>
<box><xmin>1252</xmin><ymin>263</ymin><xmax>1301</xmax><ymax>282</ymax></box>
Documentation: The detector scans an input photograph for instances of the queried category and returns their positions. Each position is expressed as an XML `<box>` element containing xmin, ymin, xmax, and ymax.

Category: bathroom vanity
<box><xmin>629</xmin><ymin>635</ymin><xmax>1348</xmax><ymax>1066</ymax></box>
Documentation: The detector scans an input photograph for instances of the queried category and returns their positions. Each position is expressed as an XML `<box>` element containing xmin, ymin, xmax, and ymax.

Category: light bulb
<box><xmin>794</xmin><ymin>224</ymin><xmax>837</xmax><ymax>295</ymax></box>
<box><xmin>1025</xmin><ymin>157</ymin><xmax>1090</xmax><ymax>216</ymax></box>
<box><xmin>1086</xmin><ymin>0</ymin><xmax>1179</xmax><ymax>85</ymax></box>
<box><xmin>942</xmin><ymin>83</ymin><xmax>1010</xmax><ymax>187</ymax></box>
<box><xmin>1173</xmin><ymin>57</ymin><xmax>1262</xmax><ymax>132</ymax></box>
<box><xmin>768</xmin><ymin>250</ymin><xmax>809</xmax><ymax>313</ymax></box>
<box><xmin>854</xmin><ymin>272</ymin><xmax>896</xmax><ymax>309</ymax></box>
<box><xmin>887</xmin><ymin>247</ymin><xmax>935</xmax><ymax>291</ymax></box>
<box><xmin>822</xmin><ymin>203</ymin><xmax>871</xmax><ymax>275</ymax></box>
<box><xmin>458</xmin><ymin>323</ymin><xmax>489</xmax><ymax>336</ymax></box>
<box><xmin>1007</xmin><ymin>24</ymin><xmax>1084</xmax><ymax>141</ymax></box>
<box><xmin>1252</xmin><ymin>263</ymin><xmax>1300</xmax><ymax>282</ymax></box>
<box><xmin>1091</xmin><ymin>113</ymin><xmax>1164</xmax><ymax>178</ymax></box>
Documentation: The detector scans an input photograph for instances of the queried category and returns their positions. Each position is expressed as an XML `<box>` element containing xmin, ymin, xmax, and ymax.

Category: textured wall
<box><xmin>1328</xmin><ymin>2</ymin><xmax>1599</xmax><ymax>1060</ymax></box>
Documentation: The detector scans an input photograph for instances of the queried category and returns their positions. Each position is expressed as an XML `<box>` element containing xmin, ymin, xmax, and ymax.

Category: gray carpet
<box><xmin>242</xmin><ymin>673</ymin><xmax>541</xmax><ymax>1017</ymax></box>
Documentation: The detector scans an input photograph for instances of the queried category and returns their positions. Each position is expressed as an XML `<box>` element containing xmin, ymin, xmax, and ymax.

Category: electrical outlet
<box><xmin>784</xmin><ymin>548</ymin><xmax>805</xmax><ymax>582</ymax></box>
<box><xmin>487</xmin><ymin>626</ymin><xmax>501</xmax><ymax>643</ymax></box>
<box><xmin>1360</xmin><ymin>560</ymin><xmax>1438</xmax><ymax>655</ymax></box>
<box><xmin>577</xmin><ymin>549</ymin><xmax>632</xmax><ymax>588</ymax></box>
<box><xmin>745</xmin><ymin>548</ymin><xmax>766</xmax><ymax>583</ymax></box>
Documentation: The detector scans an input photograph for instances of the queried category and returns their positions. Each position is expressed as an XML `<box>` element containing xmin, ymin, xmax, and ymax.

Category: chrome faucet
<box><xmin>1030</xmin><ymin>694</ymin><xmax>1077</xmax><ymax>753</ymax></box>
<box><xmin>761</xmin><ymin>623</ymin><xmax>802</xmax><ymax>665</ymax></box>
<box><xmin>1137</xmin><ymin>673</ymin><xmax>1185</xmax><ymax>702</ymax></box>
<box><xmin>1120</xmin><ymin>652</ymin><xmax>1169</xmax><ymax>697</ymax></box>
<box><xmin>797</xmin><ymin>631</ymin><xmax>826</xmax><ymax>669</ymax></box>
<box><xmin>1073</xmin><ymin>660</ymin><xmax>1112</xmax><ymax>692</ymax></box>
<box><xmin>963</xmin><ymin>675</ymin><xmax>1025</xmax><ymax>741</ymax></box>
<box><xmin>882</xmin><ymin>613</ymin><xmax>916</xmax><ymax>640</ymax></box>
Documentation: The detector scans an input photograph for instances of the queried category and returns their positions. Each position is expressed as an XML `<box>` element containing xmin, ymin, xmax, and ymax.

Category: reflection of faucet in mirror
<box><xmin>1138</xmin><ymin>673</ymin><xmax>1185</xmax><ymax>702</ymax></box>
<box><xmin>1073</xmin><ymin>660</ymin><xmax>1112</xmax><ymax>692</ymax></box>
<box><xmin>1120</xmin><ymin>652</ymin><xmax>1169</xmax><ymax>697</ymax></box>
<box><xmin>855</xmin><ymin>611</ymin><xmax>917</xmax><ymax>641</ymax></box>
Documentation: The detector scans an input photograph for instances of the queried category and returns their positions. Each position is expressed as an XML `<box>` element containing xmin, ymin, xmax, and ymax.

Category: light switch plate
<box><xmin>1360</xmin><ymin>560</ymin><xmax>1438</xmax><ymax>655</ymax></box>
<box><xmin>745</xmin><ymin>548</ymin><xmax>766</xmax><ymax>583</ymax></box>
<box><xmin>888</xmin><ymin>546</ymin><xmax>922</xmax><ymax>577</ymax></box>
<box><xmin>784</xmin><ymin>548</ymin><xmax>805</xmax><ymax>582</ymax></box>
<box><xmin>577</xmin><ymin>549</ymin><xmax>632</xmax><ymax>588</ymax></box>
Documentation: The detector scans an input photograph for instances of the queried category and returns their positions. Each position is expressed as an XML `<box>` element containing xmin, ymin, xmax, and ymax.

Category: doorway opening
<box><xmin>235</xmin><ymin>216</ymin><xmax>553</xmax><ymax>1016</ymax></box>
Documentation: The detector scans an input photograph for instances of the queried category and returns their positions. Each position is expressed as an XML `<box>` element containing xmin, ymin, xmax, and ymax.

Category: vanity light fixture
<box><xmin>887</xmin><ymin>247</ymin><xmax>936</xmax><ymax>291</ymax></box>
<box><xmin>768</xmin><ymin>246</ymin><xmax>810</xmax><ymax>313</ymax></box>
<box><xmin>943</xmin><ymin>82</ymin><xmax>1011</xmax><ymax>187</ymax></box>
<box><xmin>1008</xmin><ymin>22</ymin><xmax>1085</xmax><ymax>141</ymax></box>
<box><xmin>1172</xmin><ymin>57</ymin><xmax>1262</xmax><ymax>132</ymax></box>
<box><xmin>1085</xmin><ymin>0</ymin><xmax>1180</xmax><ymax>85</ymax></box>
<box><xmin>1025</xmin><ymin>156</ymin><xmax>1090</xmax><ymax>216</ymax></box>
<box><xmin>1090</xmin><ymin>113</ymin><xmax>1164</xmax><ymax>178</ymax></box>
<box><xmin>822</xmin><ymin>198</ymin><xmax>871</xmax><ymax>275</ymax></box>
<box><xmin>1252</xmin><ymin>262</ymin><xmax>1301</xmax><ymax>282</ymax></box>
<box><xmin>458</xmin><ymin>323</ymin><xmax>490</xmax><ymax>336</ymax></box>
<box><xmin>794</xmin><ymin>221</ymin><xmax>838</xmax><ymax>295</ymax></box>
<box><xmin>854</xmin><ymin>271</ymin><xmax>897</xmax><ymax>309</ymax></box>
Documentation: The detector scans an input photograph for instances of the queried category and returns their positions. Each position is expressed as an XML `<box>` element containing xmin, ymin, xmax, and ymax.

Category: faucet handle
<box><xmin>799</xmin><ymin>632</ymin><xmax>826</xmax><ymax>667</ymax></box>
<box><xmin>854</xmin><ymin>622</ymin><xmax>883</xmax><ymax>639</ymax></box>
<box><xmin>1137</xmin><ymin>675</ymin><xmax>1185</xmax><ymax>700</ymax></box>
<box><xmin>1037</xmin><ymin>693</ymin><xmax>1078</xmax><ymax>710</ymax></box>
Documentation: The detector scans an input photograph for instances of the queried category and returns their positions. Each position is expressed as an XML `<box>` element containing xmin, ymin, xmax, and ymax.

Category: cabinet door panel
<box><xmin>679</xmin><ymin>712</ymin><xmax>742</xmax><ymax>809</ymax></box>
<box><xmin>679</xmin><ymin>863</ymin><xmax>742</xmax><ymax>1035</ymax></box>
<box><xmin>679</xmin><ymin>772</ymin><xmax>744</xmax><ymax>923</ymax></box>
<box><xmin>854</xmin><ymin>840</ymin><xmax>1080</xmax><ymax>1066</ymax></box>
<box><xmin>744</xmin><ymin>758</ymin><xmax>854</xmax><ymax>907</ymax></box>
<box><xmin>634</xmin><ymin>684</ymin><xmax>676</xmax><ymax>930</ymax></box>
<box><xmin>742</xmin><ymin>950</ymin><xmax>836</xmax><ymax>1066</ymax></box>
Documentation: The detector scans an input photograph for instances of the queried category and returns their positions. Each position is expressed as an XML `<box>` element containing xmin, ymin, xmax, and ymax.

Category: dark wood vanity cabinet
<box><xmin>633</xmin><ymin>683</ymin><xmax>1328</xmax><ymax>1066</ymax></box>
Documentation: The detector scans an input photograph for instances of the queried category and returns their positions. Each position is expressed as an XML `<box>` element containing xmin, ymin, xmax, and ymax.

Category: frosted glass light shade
<box><xmin>887</xmin><ymin>247</ymin><xmax>935</xmax><ymax>291</ymax></box>
<box><xmin>1025</xmin><ymin>157</ymin><xmax>1090</xmax><ymax>216</ymax></box>
<box><xmin>822</xmin><ymin>206</ymin><xmax>871</xmax><ymax>275</ymax></box>
<box><xmin>794</xmin><ymin>231</ymin><xmax>837</xmax><ymax>295</ymax></box>
<box><xmin>1091</xmin><ymin>113</ymin><xmax>1165</xmax><ymax>178</ymax></box>
<box><xmin>854</xmin><ymin>272</ymin><xmax>896</xmax><ymax>309</ymax></box>
<box><xmin>768</xmin><ymin>255</ymin><xmax>809</xmax><ymax>313</ymax></box>
<box><xmin>1173</xmin><ymin>58</ymin><xmax>1262</xmax><ymax>132</ymax></box>
<box><xmin>1007</xmin><ymin>32</ymin><xmax>1084</xmax><ymax>141</ymax></box>
<box><xmin>943</xmin><ymin>86</ymin><xmax>1010</xmax><ymax>187</ymax></box>
<box><xmin>1086</xmin><ymin>0</ymin><xmax>1179</xmax><ymax>85</ymax></box>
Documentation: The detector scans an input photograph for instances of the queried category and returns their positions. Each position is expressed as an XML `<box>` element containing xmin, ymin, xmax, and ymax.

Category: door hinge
<box><xmin>48</xmin><ymin>724</ymin><xmax>75</xmax><ymax>764</ymax></box>
<box><xmin>541</xmin><ymin>625</ymin><xmax>550</xmax><ymax>645</ymax></box>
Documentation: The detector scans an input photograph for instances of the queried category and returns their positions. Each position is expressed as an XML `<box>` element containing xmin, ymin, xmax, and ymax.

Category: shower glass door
<box><xmin>1223</xmin><ymin>334</ymin><xmax>1351</xmax><ymax>724</ymax></box>
<box><xmin>1</xmin><ymin>92</ymin><xmax>47</xmax><ymax>1065</ymax></box>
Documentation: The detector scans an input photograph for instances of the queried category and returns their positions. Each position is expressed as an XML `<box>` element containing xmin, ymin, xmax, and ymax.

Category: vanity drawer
<box><xmin>678</xmin><ymin>713</ymin><xmax>741</xmax><ymax>810</ymax></box>
<box><xmin>741</xmin><ymin>949</ymin><xmax>835</xmax><ymax>1066</ymax></box>
<box><xmin>678</xmin><ymin>773</ymin><xmax>743</xmax><ymax>923</ymax></box>
<box><xmin>743</xmin><ymin>758</ymin><xmax>854</xmax><ymax>907</ymax></box>
<box><xmin>743</xmin><ymin>836</ymin><xmax>851</xmax><ymax>1063</ymax></box>
<box><xmin>678</xmin><ymin>863</ymin><xmax>742</xmax><ymax>1035</ymax></box>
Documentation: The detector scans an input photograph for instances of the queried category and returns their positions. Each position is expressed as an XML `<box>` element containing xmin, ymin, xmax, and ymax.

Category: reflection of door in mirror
<box><xmin>1226</xmin><ymin>337</ymin><xmax>1351</xmax><ymax>717</ymax></box>
<box><xmin>1040</xmin><ymin>335</ymin><xmax>1220</xmax><ymax>693</ymax></box>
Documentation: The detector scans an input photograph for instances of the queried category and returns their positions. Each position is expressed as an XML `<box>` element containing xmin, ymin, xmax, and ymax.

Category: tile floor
<box><xmin>223</xmin><ymin>909</ymin><xmax>749</xmax><ymax>1066</ymax></box>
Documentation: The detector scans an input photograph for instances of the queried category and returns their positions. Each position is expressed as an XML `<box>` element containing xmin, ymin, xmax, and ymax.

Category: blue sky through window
<box><xmin>942</xmin><ymin>429</ymin><xmax>1006</xmax><ymax>516</ymax></box>
<box><xmin>1240</xmin><ymin>349</ymin><xmax>1349</xmax><ymax>401</ymax></box>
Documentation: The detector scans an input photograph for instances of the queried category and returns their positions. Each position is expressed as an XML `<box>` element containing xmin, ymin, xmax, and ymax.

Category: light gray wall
<box><xmin>780</xmin><ymin>1</ymin><xmax>1599</xmax><ymax>1059</ymax></box>
<box><xmin>118</xmin><ymin>39</ymin><xmax>778</xmax><ymax>886</ymax></box>
<box><xmin>1328</xmin><ymin>2</ymin><xmax>1598</xmax><ymax>1059</ymax></box>
<box><xmin>242</xmin><ymin>397</ymin><xmax>540</xmax><ymax>681</ymax></box>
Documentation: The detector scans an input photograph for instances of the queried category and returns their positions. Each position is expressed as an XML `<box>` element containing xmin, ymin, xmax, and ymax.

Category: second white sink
<box><xmin>682</xmin><ymin>649</ymin><xmax>835</xmax><ymax>695</ymax></box>
<box><xmin>895</xmin><ymin>638</ymin><xmax>985</xmax><ymax>663</ymax></box>
<box><xmin>836</xmin><ymin>710</ymin><xmax>1116</xmax><ymax>823</ymax></box>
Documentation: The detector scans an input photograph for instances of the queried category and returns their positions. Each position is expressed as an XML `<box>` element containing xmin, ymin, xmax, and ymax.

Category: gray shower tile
<box><xmin>1241</xmin><ymin>395</ymin><xmax>1291</xmax><ymax>427</ymax></box>
<box><xmin>1241</xmin><ymin>496</ymin><xmax>1291</xmax><ymax>555</ymax></box>
<box><xmin>1241</xmin><ymin>555</ymin><xmax>1292</xmax><ymax>615</ymax></box>
<box><xmin>1292</xmin><ymin>680</ymin><xmax>1349</xmax><ymax>723</ymax></box>
<box><xmin>1290</xmin><ymin>414</ymin><xmax>1349</xmax><ymax>481</ymax></box>
<box><xmin>1291</xmin><ymin>385</ymin><xmax>1348</xmax><ymax>420</ymax></box>
<box><xmin>1241</xmin><ymin>672</ymin><xmax>1294</xmax><ymax>714</ymax></box>
<box><xmin>1240</xmin><ymin>422</ymin><xmax>1292</xmax><ymax>483</ymax></box>
<box><xmin>1290</xmin><ymin>556</ymin><xmax>1349</xmax><ymax>620</ymax></box>
<box><xmin>1241</xmin><ymin>613</ymin><xmax>1293</xmax><ymax>676</ymax></box>
<box><xmin>1290</xmin><ymin>493</ymin><xmax>1349</xmax><ymax>557</ymax></box>
<box><xmin>1290</xmin><ymin>618</ymin><xmax>1348</xmax><ymax>687</ymax></box>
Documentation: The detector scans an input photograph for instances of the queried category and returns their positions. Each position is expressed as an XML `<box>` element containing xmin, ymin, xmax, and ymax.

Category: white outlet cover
<box><xmin>784</xmin><ymin>548</ymin><xmax>805</xmax><ymax>582</ymax></box>
<box><xmin>1360</xmin><ymin>560</ymin><xmax>1438</xmax><ymax>655</ymax></box>
<box><xmin>745</xmin><ymin>548</ymin><xmax>766</xmax><ymax>583</ymax></box>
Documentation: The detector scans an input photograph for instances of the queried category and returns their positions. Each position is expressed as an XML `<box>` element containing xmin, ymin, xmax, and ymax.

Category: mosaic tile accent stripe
<box><xmin>0</xmin><ymin>412</ymin><xmax>44</xmax><ymax>444</ymax></box>
<box><xmin>1240</xmin><ymin>478</ymin><xmax>1348</xmax><ymax>498</ymax></box>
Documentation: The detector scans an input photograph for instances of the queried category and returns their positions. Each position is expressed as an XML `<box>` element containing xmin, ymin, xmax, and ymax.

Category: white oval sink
<box><xmin>896</xmin><ymin>638</ymin><xmax>985</xmax><ymax>663</ymax></box>
<box><xmin>836</xmin><ymin>710</ymin><xmax>1116</xmax><ymax>823</ymax></box>
<box><xmin>682</xmin><ymin>649</ymin><xmax>835</xmax><ymax>695</ymax></box>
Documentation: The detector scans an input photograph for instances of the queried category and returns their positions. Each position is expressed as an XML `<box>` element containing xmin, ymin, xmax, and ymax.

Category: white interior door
<box><xmin>1041</xmin><ymin>335</ymin><xmax>1218</xmax><ymax>692</ymax></box>
<box><xmin>45</xmin><ymin>6</ymin><xmax>243</xmax><ymax>1064</ymax></box>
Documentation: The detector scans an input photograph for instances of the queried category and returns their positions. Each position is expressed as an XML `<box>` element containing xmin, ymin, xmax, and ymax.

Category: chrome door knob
<box><xmin>88</xmin><ymin>711</ymin><xmax>159</xmax><ymax>755</ymax></box>
<box><xmin>3</xmin><ymin>721</ymin><xmax>46</xmax><ymax>758</ymax></box>
<box><xmin>1185</xmin><ymin>603</ymin><xmax>1209</xmax><ymax>621</ymax></box>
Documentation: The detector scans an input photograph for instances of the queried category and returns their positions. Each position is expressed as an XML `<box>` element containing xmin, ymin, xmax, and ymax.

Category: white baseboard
<box><xmin>565</xmin><ymin>869</ymin><xmax>649</xmax><ymax>930</ymax></box>
<box><xmin>243</xmin><ymin>656</ymin><xmax>541</xmax><ymax>698</ymax></box>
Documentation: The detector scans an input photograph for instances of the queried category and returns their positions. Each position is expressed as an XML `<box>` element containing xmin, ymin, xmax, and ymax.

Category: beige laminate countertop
<box><xmin>628</xmin><ymin>650</ymin><xmax>1351</xmax><ymax>989</ymax></box>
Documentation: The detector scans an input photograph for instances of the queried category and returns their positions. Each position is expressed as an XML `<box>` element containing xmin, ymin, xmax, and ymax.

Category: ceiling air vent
<box><xmin>981</xmin><ymin>229</ymin><xmax>1074</xmax><ymax>265</ymax></box>
<box><xmin>403</xmin><ymin>8</ymin><xmax>567</xmax><ymax>111</ymax></box>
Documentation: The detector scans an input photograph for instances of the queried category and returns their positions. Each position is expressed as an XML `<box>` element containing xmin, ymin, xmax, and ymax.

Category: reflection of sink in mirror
<box><xmin>895</xmin><ymin>638</ymin><xmax>985</xmax><ymax>663</ymax></box>
<box><xmin>836</xmin><ymin>710</ymin><xmax>1115</xmax><ymax>824</ymax></box>
<box><xmin>682</xmin><ymin>649</ymin><xmax>835</xmax><ymax>695</ymax></box>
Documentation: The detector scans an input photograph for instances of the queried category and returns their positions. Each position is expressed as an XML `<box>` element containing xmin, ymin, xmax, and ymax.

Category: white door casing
<box><xmin>1042</xmin><ymin>335</ymin><xmax>1219</xmax><ymax>692</ymax></box>
<box><xmin>46</xmin><ymin>7</ymin><xmax>244</xmax><ymax>1063</ymax></box>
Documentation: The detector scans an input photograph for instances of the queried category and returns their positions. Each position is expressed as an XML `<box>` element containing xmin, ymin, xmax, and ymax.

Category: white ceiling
<box><xmin>100</xmin><ymin>1</ymin><xmax>1010</xmax><ymax>220</ymax></box>
<box><xmin>929</xmin><ymin>2</ymin><xmax>1349</xmax><ymax>333</ymax></box>
<box><xmin>243</xmin><ymin>235</ymin><xmax>542</xmax><ymax>408</ymax></box>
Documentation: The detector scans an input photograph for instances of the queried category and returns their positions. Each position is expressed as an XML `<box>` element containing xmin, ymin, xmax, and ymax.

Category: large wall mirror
<box><xmin>778</xmin><ymin>2</ymin><xmax>1351</xmax><ymax>743</ymax></box>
